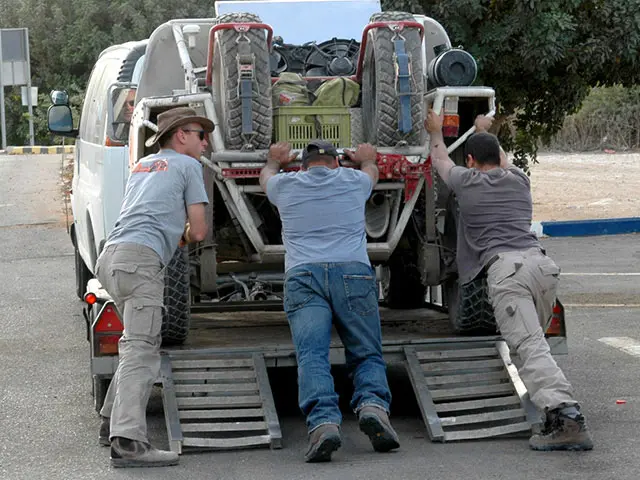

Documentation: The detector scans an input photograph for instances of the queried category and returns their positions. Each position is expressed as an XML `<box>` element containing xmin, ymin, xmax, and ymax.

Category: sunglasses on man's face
<box><xmin>182</xmin><ymin>129</ymin><xmax>206</xmax><ymax>141</ymax></box>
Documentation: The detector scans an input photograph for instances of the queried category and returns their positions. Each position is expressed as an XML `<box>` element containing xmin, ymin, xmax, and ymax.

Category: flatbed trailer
<box><xmin>85</xmin><ymin>281</ymin><xmax>567</xmax><ymax>455</ymax></box>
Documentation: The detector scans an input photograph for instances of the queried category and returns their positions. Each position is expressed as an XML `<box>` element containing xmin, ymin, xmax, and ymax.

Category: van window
<box><xmin>80</xmin><ymin>57</ymin><xmax>120</xmax><ymax>145</ymax></box>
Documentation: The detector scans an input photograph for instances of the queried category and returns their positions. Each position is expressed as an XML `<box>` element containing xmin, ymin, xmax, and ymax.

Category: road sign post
<box><xmin>0</xmin><ymin>28</ymin><xmax>35</xmax><ymax>149</ymax></box>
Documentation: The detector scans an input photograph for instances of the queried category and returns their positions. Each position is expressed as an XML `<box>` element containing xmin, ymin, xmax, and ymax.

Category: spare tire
<box><xmin>445</xmin><ymin>275</ymin><xmax>497</xmax><ymax>335</ymax></box>
<box><xmin>213</xmin><ymin>13</ymin><xmax>273</xmax><ymax>149</ymax></box>
<box><xmin>162</xmin><ymin>246</ymin><xmax>190</xmax><ymax>345</ymax></box>
<box><xmin>362</xmin><ymin>11</ymin><xmax>425</xmax><ymax>147</ymax></box>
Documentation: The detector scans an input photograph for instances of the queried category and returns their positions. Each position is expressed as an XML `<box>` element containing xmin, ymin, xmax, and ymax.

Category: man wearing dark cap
<box><xmin>94</xmin><ymin>106</ymin><xmax>212</xmax><ymax>467</ymax></box>
<box><xmin>260</xmin><ymin>140</ymin><xmax>400</xmax><ymax>462</ymax></box>
<box><xmin>425</xmin><ymin>109</ymin><xmax>593</xmax><ymax>452</ymax></box>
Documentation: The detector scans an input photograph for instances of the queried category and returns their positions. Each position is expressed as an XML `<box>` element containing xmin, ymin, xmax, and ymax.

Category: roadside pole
<box><xmin>24</xmin><ymin>28</ymin><xmax>34</xmax><ymax>146</ymax></box>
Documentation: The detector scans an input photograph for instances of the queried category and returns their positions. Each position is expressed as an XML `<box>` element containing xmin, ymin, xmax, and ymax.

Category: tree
<box><xmin>384</xmin><ymin>0</ymin><xmax>640</xmax><ymax>165</ymax></box>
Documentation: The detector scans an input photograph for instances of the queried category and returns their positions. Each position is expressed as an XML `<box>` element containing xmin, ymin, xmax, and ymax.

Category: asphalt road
<box><xmin>1</xmin><ymin>153</ymin><xmax>639</xmax><ymax>480</ymax></box>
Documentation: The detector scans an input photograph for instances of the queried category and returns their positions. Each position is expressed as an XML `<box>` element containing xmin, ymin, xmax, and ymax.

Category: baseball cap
<box><xmin>301</xmin><ymin>140</ymin><xmax>339</xmax><ymax>167</ymax></box>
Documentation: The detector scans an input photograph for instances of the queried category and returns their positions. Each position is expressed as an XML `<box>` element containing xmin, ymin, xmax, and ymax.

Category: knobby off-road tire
<box><xmin>162</xmin><ymin>246</ymin><xmax>190</xmax><ymax>345</ymax></box>
<box><xmin>445</xmin><ymin>275</ymin><xmax>497</xmax><ymax>335</ymax></box>
<box><xmin>362</xmin><ymin>11</ymin><xmax>425</xmax><ymax>147</ymax></box>
<box><xmin>213</xmin><ymin>13</ymin><xmax>272</xmax><ymax>150</ymax></box>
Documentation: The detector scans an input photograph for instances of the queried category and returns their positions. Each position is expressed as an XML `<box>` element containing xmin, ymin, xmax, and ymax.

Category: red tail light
<box><xmin>545</xmin><ymin>301</ymin><xmax>565</xmax><ymax>336</ymax></box>
<box><xmin>443</xmin><ymin>114</ymin><xmax>460</xmax><ymax>138</ymax></box>
<box><xmin>84</xmin><ymin>292</ymin><xmax>98</xmax><ymax>305</ymax></box>
<box><xmin>93</xmin><ymin>302</ymin><xmax>124</xmax><ymax>356</ymax></box>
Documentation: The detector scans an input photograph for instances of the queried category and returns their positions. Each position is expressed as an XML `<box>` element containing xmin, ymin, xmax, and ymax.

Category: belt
<box><xmin>484</xmin><ymin>247</ymin><xmax>546</xmax><ymax>271</ymax></box>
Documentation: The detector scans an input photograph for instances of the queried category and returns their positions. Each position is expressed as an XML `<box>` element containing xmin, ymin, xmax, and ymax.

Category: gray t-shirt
<box><xmin>105</xmin><ymin>149</ymin><xmax>209</xmax><ymax>265</ymax></box>
<box><xmin>267</xmin><ymin>166</ymin><xmax>373</xmax><ymax>272</ymax></box>
<box><xmin>446</xmin><ymin>165</ymin><xmax>540</xmax><ymax>284</ymax></box>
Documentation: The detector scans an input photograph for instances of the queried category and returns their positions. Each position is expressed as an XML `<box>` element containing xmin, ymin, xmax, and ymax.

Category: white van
<box><xmin>48</xmin><ymin>40</ymin><xmax>147</xmax><ymax>298</ymax></box>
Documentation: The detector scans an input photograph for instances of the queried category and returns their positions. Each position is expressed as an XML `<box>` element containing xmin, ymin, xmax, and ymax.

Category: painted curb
<box><xmin>532</xmin><ymin>218</ymin><xmax>640</xmax><ymax>237</ymax></box>
<box><xmin>7</xmin><ymin>145</ymin><xmax>75</xmax><ymax>155</ymax></box>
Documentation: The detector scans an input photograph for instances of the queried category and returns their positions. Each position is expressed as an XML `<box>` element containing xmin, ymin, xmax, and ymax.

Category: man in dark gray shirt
<box><xmin>95</xmin><ymin>107</ymin><xmax>211</xmax><ymax>467</ymax></box>
<box><xmin>426</xmin><ymin>109</ymin><xmax>593</xmax><ymax>452</ymax></box>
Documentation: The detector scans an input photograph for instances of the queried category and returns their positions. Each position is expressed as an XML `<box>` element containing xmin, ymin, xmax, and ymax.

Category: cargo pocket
<box><xmin>123</xmin><ymin>299</ymin><xmax>163</xmax><ymax>339</ymax></box>
<box><xmin>284</xmin><ymin>271</ymin><xmax>314</xmax><ymax>312</ymax></box>
<box><xmin>491</xmin><ymin>261</ymin><xmax>519</xmax><ymax>285</ymax></box>
<box><xmin>539</xmin><ymin>261</ymin><xmax>561</xmax><ymax>278</ymax></box>
<box><xmin>343</xmin><ymin>274</ymin><xmax>377</xmax><ymax>316</ymax></box>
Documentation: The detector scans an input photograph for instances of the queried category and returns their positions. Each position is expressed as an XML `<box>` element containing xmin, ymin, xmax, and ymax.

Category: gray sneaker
<box><xmin>110</xmin><ymin>437</ymin><xmax>179</xmax><ymax>468</ymax></box>
<box><xmin>529</xmin><ymin>409</ymin><xmax>594</xmax><ymax>451</ymax></box>
<box><xmin>358</xmin><ymin>406</ymin><xmax>400</xmax><ymax>452</ymax></box>
<box><xmin>98</xmin><ymin>416</ymin><xmax>110</xmax><ymax>447</ymax></box>
<box><xmin>305</xmin><ymin>424</ymin><xmax>342</xmax><ymax>463</ymax></box>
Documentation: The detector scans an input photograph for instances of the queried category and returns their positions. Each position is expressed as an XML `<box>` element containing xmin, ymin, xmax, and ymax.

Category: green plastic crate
<box><xmin>273</xmin><ymin>106</ymin><xmax>351</xmax><ymax>150</ymax></box>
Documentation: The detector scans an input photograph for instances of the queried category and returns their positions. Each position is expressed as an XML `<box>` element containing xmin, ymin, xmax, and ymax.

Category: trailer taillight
<box><xmin>545</xmin><ymin>301</ymin><xmax>565</xmax><ymax>337</ymax></box>
<box><xmin>442</xmin><ymin>96</ymin><xmax>460</xmax><ymax>138</ymax></box>
<box><xmin>84</xmin><ymin>292</ymin><xmax>98</xmax><ymax>305</ymax></box>
<box><xmin>93</xmin><ymin>302</ymin><xmax>124</xmax><ymax>356</ymax></box>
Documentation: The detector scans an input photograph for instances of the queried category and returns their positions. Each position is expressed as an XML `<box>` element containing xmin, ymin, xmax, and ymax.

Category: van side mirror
<box><xmin>47</xmin><ymin>104</ymin><xmax>78</xmax><ymax>138</ymax></box>
<box><xmin>50</xmin><ymin>90</ymin><xmax>69</xmax><ymax>106</ymax></box>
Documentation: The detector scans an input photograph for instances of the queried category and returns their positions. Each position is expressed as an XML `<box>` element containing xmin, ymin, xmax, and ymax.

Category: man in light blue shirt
<box><xmin>261</xmin><ymin>140</ymin><xmax>399</xmax><ymax>462</ymax></box>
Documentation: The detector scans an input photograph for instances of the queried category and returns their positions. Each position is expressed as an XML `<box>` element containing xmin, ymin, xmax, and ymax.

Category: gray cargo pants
<box><xmin>486</xmin><ymin>247</ymin><xmax>577</xmax><ymax>411</ymax></box>
<box><xmin>95</xmin><ymin>243</ymin><xmax>164</xmax><ymax>443</ymax></box>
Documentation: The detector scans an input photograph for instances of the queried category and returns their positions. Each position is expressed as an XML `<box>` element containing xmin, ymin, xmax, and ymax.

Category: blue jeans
<box><xmin>284</xmin><ymin>261</ymin><xmax>392</xmax><ymax>433</ymax></box>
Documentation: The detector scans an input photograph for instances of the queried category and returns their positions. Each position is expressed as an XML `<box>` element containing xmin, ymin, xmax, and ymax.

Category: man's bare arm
<box><xmin>185</xmin><ymin>203</ymin><xmax>208</xmax><ymax>243</ymax></box>
<box><xmin>424</xmin><ymin>110</ymin><xmax>455</xmax><ymax>183</ymax></box>
<box><xmin>344</xmin><ymin>143</ymin><xmax>379</xmax><ymax>186</ymax></box>
<box><xmin>259</xmin><ymin>158</ymin><xmax>281</xmax><ymax>193</ymax></box>
<box><xmin>259</xmin><ymin>141</ymin><xmax>297</xmax><ymax>193</ymax></box>
<box><xmin>429</xmin><ymin>129</ymin><xmax>456</xmax><ymax>183</ymax></box>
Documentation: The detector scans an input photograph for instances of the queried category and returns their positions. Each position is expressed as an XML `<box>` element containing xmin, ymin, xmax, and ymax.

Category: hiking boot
<box><xmin>529</xmin><ymin>409</ymin><xmax>594</xmax><ymax>451</ymax></box>
<box><xmin>98</xmin><ymin>416</ymin><xmax>110</xmax><ymax>447</ymax></box>
<box><xmin>358</xmin><ymin>406</ymin><xmax>400</xmax><ymax>452</ymax></box>
<box><xmin>304</xmin><ymin>424</ymin><xmax>342</xmax><ymax>463</ymax></box>
<box><xmin>110</xmin><ymin>437</ymin><xmax>179</xmax><ymax>468</ymax></box>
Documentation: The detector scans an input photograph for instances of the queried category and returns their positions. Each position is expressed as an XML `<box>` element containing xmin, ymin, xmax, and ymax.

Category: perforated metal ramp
<box><xmin>404</xmin><ymin>340</ymin><xmax>542</xmax><ymax>442</ymax></box>
<box><xmin>160</xmin><ymin>352</ymin><xmax>282</xmax><ymax>454</ymax></box>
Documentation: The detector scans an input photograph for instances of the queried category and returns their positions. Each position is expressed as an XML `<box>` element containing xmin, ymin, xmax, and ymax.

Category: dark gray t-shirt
<box><xmin>105</xmin><ymin>149</ymin><xmax>209</xmax><ymax>265</ymax></box>
<box><xmin>446</xmin><ymin>165</ymin><xmax>540</xmax><ymax>284</ymax></box>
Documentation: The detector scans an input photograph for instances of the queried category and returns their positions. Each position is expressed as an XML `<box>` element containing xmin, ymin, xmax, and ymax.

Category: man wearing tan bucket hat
<box><xmin>94</xmin><ymin>106</ymin><xmax>213</xmax><ymax>467</ymax></box>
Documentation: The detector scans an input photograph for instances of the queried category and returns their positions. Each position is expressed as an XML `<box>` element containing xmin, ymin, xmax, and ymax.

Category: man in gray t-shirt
<box><xmin>426</xmin><ymin>109</ymin><xmax>593</xmax><ymax>452</ymax></box>
<box><xmin>94</xmin><ymin>107</ymin><xmax>211</xmax><ymax>467</ymax></box>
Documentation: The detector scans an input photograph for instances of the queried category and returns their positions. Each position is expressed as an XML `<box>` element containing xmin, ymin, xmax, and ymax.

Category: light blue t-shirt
<box><xmin>267</xmin><ymin>166</ymin><xmax>373</xmax><ymax>272</ymax></box>
<box><xmin>105</xmin><ymin>149</ymin><xmax>209</xmax><ymax>265</ymax></box>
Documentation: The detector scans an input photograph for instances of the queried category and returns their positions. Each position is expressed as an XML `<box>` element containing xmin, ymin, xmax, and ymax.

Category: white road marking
<box><xmin>562</xmin><ymin>273</ymin><xmax>640</xmax><ymax>276</ymax></box>
<box><xmin>566</xmin><ymin>304</ymin><xmax>640</xmax><ymax>308</ymax></box>
<box><xmin>599</xmin><ymin>337</ymin><xmax>640</xmax><ymax>357</ymax></box>
<box><xmin>0</xmin><ymin>203</ymin><xmax>15</xmax><ymax>208</ymax></box>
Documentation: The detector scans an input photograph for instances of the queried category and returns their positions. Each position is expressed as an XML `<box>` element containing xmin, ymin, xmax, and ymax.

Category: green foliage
<box><xmin>549</xmin><ymin>85</ymin><xmax>640</xmax><ymax>152</ymax></box>
<box><xmin>0</xmin><ymin>0</ymin><xmax>639</xmax><ymax>158</ymax></box>
<box><xmin>383</xmin><ymin>0</ymin><xmax>640</xmax><ymax>167</ymax></box>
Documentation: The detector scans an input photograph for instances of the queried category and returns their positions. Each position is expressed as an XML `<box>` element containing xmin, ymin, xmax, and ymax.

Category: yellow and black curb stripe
<box><xmin>7</xmin><ymin>145</ymin><xmax>75</xmax><ymax>155</ymax></box>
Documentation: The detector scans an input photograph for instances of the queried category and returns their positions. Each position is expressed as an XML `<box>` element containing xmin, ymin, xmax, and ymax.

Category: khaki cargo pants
<box><xmin>95</xmin><ymin>243</ymin><xmax>164</xmax><ymax>443</ymax></box>
<box><xmin>486</xmin><ymin>247</ymin><xmax>577</xmax><ymax>411</ymax></box>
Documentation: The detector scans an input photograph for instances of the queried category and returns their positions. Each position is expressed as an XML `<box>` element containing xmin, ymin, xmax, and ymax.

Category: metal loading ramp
<box><xmin>160</xmin><ymin>352</ymin><xmax>282</xmax><ymax>454</ymax></box>
<box><xmin>404</xmin><ymin>340</ymin><xmax>542</xmax><ymax>442</ymax></box>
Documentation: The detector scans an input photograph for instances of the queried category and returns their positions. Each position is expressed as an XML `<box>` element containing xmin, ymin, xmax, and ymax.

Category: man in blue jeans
<box><xmin>260</xmin><ymin>139</ymin><xmax>400</xmax><ymax>462</ymax></box>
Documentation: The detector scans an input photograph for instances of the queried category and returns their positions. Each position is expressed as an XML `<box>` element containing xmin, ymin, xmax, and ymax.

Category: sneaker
<box><xmin>99</xmin><ymin>416</ymin><xmax>110</xmax><ymax>447</ymax></box>
<box><xmin>358</xmin><ymin>406</ymin><xmax>400</xmax><ymax>452</ymax></box>
<box><xmin>529</xmin><ymin>409</ymin><xmax>594</xmax><ymax>451</ymax></box>
<box><xmin>110</xmin><ymin>437</ymin><xmax>179</xmax><ymax>468</ymax></box>
<box><xmin>304</xmin><ymin>424</ymin><xmax>342</xmax><ymax>463</ymax></box>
